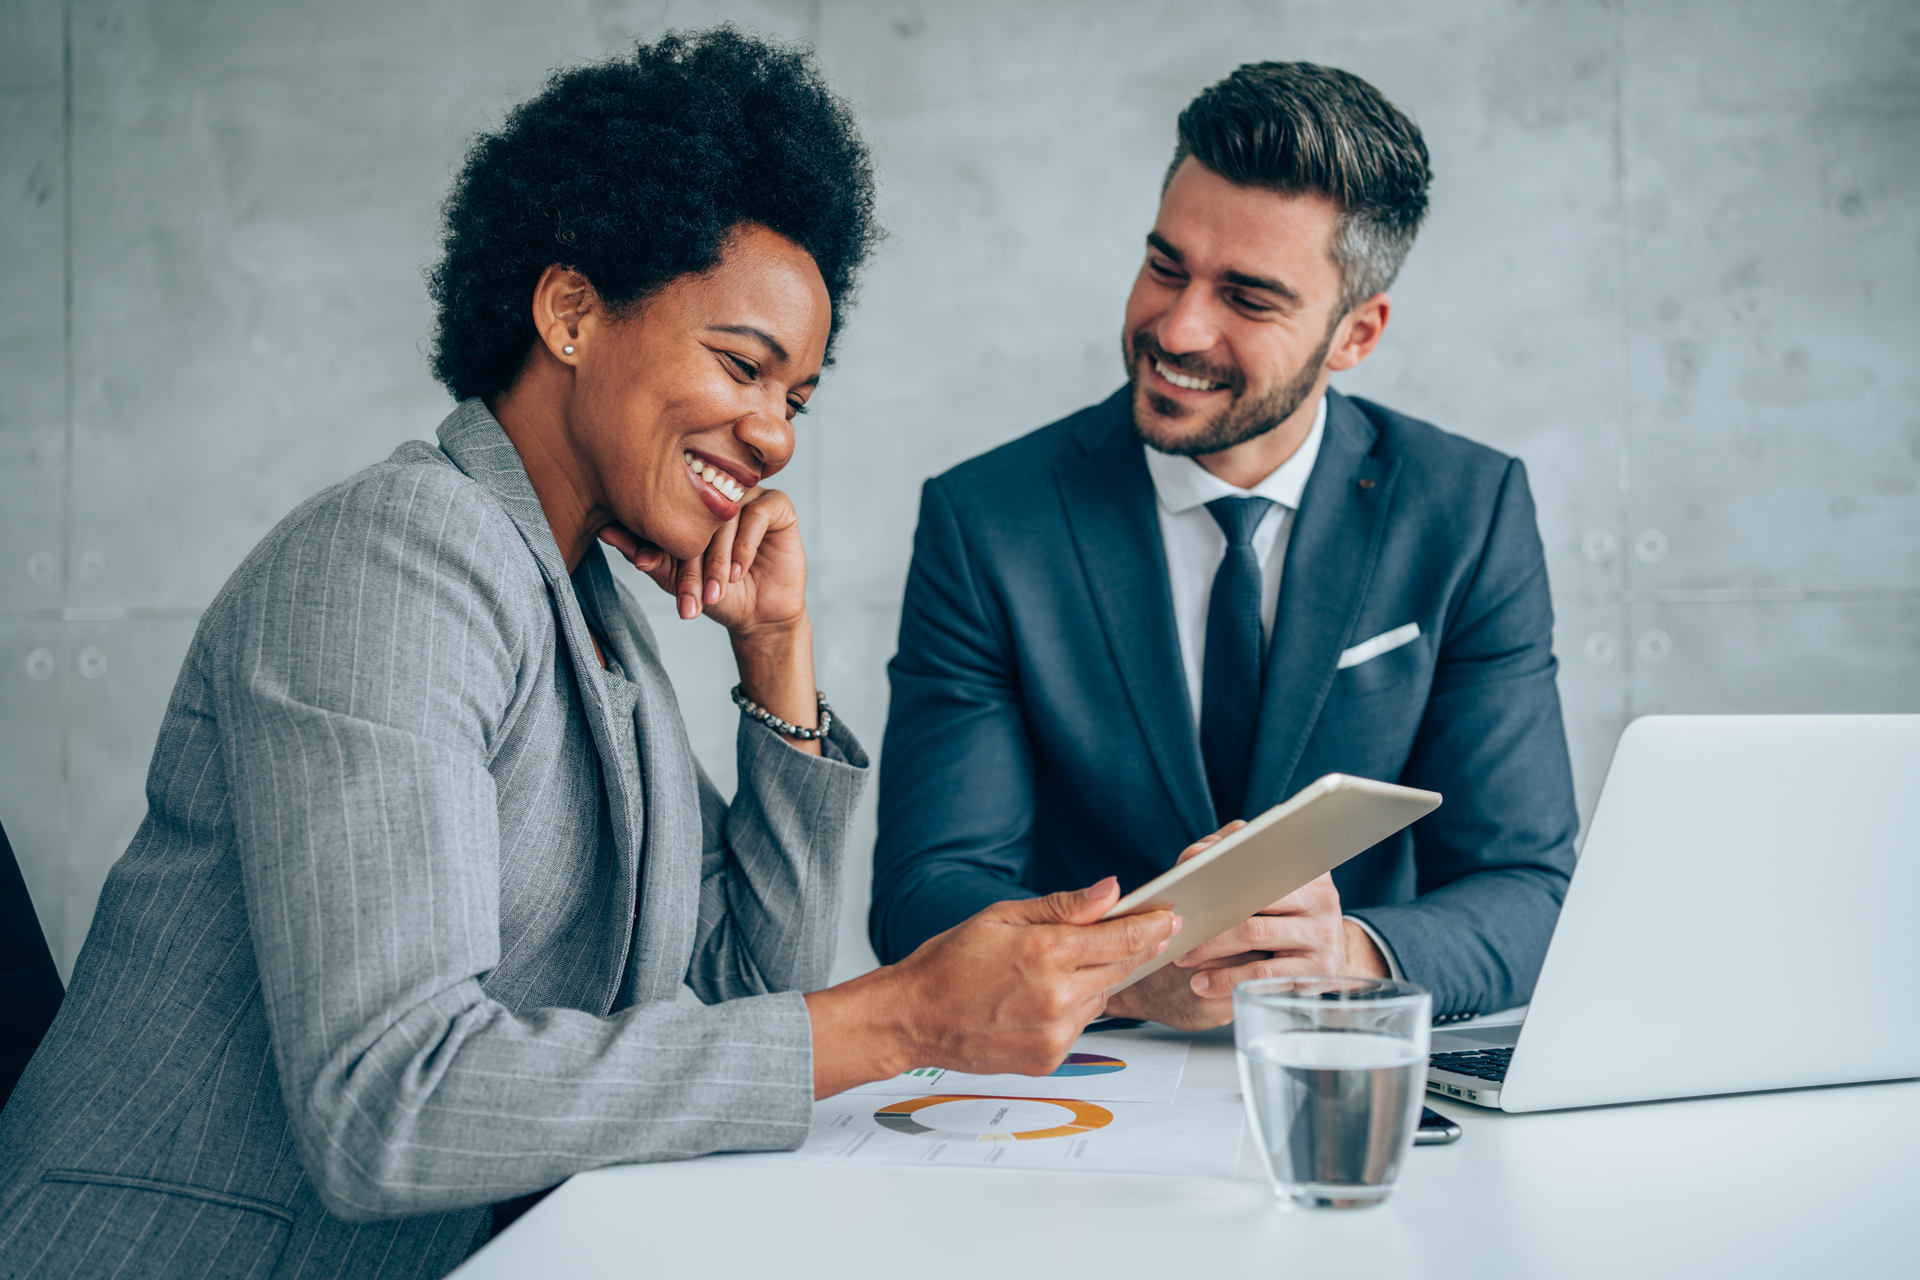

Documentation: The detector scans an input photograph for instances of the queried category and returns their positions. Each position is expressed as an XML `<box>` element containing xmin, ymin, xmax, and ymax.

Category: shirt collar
<box><xmin>1142</xmin><ymin>394</ymin><xmax>1327</xmax><ymax>516</ymax></box>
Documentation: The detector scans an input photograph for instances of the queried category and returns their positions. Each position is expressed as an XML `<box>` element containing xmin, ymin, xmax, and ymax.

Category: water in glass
<box><xmin>1232</xmin><ymin>976</ymin><xmax>1430</xmax><ymax>1209</ymax></box>
<box><xmin>1238</xmin><ymin>1029</ymin><xmax>1423</xmax><ymax>1207</ymax></box>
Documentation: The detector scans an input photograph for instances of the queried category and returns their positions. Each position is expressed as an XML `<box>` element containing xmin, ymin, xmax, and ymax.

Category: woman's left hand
<box><xmin>597</xmin><ymin>486</ymin><xmax>807</xmax><ymax>637</ymax></box>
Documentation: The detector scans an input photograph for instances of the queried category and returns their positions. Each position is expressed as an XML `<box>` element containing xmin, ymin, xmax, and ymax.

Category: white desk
<box><xmin>453</xmin><ymin>1023</ymin><xmax>1919</xmax><ymax>1279</ymax></box>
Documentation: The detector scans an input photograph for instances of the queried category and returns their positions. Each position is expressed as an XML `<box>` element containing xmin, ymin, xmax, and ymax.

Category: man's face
<box><xmin>1123</xmin><ymin>158</ymin><xmax>1348</xmax><ymax>457</ymax></box>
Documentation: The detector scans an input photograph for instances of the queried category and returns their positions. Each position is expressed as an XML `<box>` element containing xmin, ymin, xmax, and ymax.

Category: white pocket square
<box><xmin>1337</xmin><ymin>622</ymin><xmax>1421</xmax><ymax>670</ymax></box>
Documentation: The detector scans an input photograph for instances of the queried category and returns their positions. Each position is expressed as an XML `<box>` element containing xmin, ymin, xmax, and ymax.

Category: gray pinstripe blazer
<box><xmin>0</xmin><ymin>400</ymin><xmax>868</xmax><ymax>1279</ymax></box>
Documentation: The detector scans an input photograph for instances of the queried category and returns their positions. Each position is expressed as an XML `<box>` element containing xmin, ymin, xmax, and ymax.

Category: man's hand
<box><xmin>1102</xmin><ymin>821</ymin><xmax>1392</xmax><ymax>1030</ymax></box>
<box><xmin>804</xmin><ymin>879</ymin><xmax>1181</xmax><ymax>1098</ymax></box>
<box><xmin>1100</xmin><ymin>822</ymin><xmax>1244</xmax><ymax>1029</ymax></box>
<box><xmin>1098</xmin><ymin>950</ymin><xmax>1246</xmax><ymax>1030</ymax></box>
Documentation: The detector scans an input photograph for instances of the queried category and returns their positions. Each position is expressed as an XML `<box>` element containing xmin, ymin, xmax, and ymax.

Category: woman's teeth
<box><xmin>1155</xmin><ymin>359</ymin><xmax>1223</xmax><ymax>392</ymax></box>
<box><xmin>685</xmin><ymin>452</ymin><xmax>747</xmax><ymax>502</ymax></box>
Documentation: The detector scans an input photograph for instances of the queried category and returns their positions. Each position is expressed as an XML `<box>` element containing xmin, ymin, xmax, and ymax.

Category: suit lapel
<box><xmin>436</xmin><ymin>400</ymin><xmax>648</xmax><ymax>1006</ymax></box>
<box><xmin>1055</xmin><ymin>392</ymin><xmax>1216</xmax><ymax>837</ymax></box>
<box><xmin>1244</xmin><ymin>392</ymin><xmax>1400</xmax><ymax>810</ymax></box>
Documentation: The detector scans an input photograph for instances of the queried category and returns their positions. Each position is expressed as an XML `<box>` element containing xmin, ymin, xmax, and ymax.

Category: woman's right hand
<box><xmin>804</xmin><ymin>880</ymin><xmax>1180</xmax><ymax>1098</ymax></box>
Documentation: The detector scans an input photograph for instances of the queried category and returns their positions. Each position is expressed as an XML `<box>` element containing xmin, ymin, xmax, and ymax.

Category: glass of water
<box><xmin>1234</xmin><ymin>976</ymin><xmax>1432</xmax><ymax>1209</ymax></box>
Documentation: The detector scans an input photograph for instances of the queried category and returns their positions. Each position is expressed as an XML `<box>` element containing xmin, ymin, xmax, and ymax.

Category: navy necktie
<box><xmin>1201</xmin><ymin>496</ymin><xmax>1274</xmax><ymax>823</ymax></box>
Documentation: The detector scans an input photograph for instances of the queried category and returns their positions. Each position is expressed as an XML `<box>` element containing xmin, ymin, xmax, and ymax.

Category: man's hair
<box><xmin>428</xmin><ymin>26</ymin><xmax>880</xmax><ymax>402</ymax></box>
<box><xmin>1167</xmin><ymin>62</ymin><xmax>1431</xmax><ymax>317</ymax></box>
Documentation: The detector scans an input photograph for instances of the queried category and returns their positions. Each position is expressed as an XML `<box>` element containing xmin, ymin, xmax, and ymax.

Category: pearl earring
<box><xmin>562</xmin><ymin>345</ymin><xmax>575</xmax><ymax>355</ymax></box>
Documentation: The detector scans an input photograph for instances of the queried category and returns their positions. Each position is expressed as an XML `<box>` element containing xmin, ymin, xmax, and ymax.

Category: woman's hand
<box><xmin>597</xmin><ymin>485</ymin><xmax>805</xmax><ymax>637</ymax></box>
<box><xmin>598</xmin><ymin>488</ymin><xmax>822</xmax><ymax>754</ymax></box>
<box><xmin>804</xmin><ymin>879</ymin><xmax>1182</xmax><ymax>1099</ymax></box>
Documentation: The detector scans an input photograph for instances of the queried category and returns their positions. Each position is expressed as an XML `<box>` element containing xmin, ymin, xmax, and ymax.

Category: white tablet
<box><xmin>1100</xmin><ymin>774</ymin><xmax>1442</xmax><ymax>991</ymax></box>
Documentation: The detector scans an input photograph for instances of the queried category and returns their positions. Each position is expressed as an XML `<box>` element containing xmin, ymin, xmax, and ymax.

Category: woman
<box><xmin>0</xmin><ymin>29</ymin><xmax>1175</xmax><ymax>1280</ymax></box>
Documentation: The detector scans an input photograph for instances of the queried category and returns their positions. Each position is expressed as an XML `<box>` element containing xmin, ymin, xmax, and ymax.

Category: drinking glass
<box><xmin>1233</xmin><ymin>976</ymin><xmax>1432</xmax><ymax>1209</ymax></box>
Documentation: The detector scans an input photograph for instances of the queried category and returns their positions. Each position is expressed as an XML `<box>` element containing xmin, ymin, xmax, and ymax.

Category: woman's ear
<box><xmin>530</xmin><ymin>265</ymin><xmax>601</xmax><ymax>365</ymax></box>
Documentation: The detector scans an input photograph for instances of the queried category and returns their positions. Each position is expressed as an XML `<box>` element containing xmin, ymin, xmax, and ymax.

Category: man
<box><xmin>870</xmin><ymin>61</ymin><xmax>1579</xmax><ymax>1027</ymax></box>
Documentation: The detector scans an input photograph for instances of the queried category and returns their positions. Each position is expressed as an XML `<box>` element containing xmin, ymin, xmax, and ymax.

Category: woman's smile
<box><xmin>683</xmin><ymin>446</ymin><xmax>755</xmax><ymax>517</ymax></box>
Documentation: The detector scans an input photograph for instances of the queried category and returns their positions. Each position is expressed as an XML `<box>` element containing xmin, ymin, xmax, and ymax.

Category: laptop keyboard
<box><xmin>1430</xmin><ymin>1047</ymin><xmax>1513</xmax><ymax>1082</ymax></box>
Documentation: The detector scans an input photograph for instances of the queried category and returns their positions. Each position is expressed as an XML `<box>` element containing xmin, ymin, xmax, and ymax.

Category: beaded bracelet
<box><xmin>730</xmin><ymin>685</ymin><xmax>833</xmax><ymax>742</ymax></box>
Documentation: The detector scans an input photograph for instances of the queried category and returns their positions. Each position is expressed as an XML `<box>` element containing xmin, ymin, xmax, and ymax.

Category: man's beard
<box><xmin>1125</xmin><ymin>325</ymin><xmax>1335</xmax><ymax>458</ymax></box>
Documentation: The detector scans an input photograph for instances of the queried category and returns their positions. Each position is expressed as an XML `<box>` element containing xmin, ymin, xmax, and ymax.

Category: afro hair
<box><xmin>427</xmin><ymin>26</ymin><xmax>880</xmax><ymax>402</ymax></box>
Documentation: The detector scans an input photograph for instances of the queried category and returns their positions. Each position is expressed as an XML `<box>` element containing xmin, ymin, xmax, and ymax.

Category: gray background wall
<box><xmin>3</xmin><ymin>0</ymin><xmax>1915</xmax><ymax>984</ymax></box>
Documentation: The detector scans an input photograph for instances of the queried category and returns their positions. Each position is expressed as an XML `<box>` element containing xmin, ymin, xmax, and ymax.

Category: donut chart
<box><xmin>873</xmin><ymin>1095</ymin><xmax>1115</xmax><ymax>1142</ymax></box>
<box><xmin>1050</xmin><ymin>1052</ymin><xmax>1126</xmax><ymax>1077</ymax></box>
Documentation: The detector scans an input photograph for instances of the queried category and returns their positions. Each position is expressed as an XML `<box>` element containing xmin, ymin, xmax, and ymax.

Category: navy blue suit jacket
<box><xmin>870</xmin><ymin>387</ymin><xmax>1579</xmax><ymax>1017</ymax></box>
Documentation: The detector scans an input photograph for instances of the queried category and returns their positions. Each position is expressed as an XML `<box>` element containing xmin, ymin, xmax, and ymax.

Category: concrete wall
<box><xmin>3</xmin><ymin>0</ymin><xmax>1915</xmax><ymax>983</ymax></box>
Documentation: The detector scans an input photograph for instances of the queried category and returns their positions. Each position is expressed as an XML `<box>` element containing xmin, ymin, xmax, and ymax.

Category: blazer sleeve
<box><xmin>1344</xmin><ymin>459</ymin><xmax>1580</xmax><ymax>1016</ymax></box>
<box><xmin>212</xmin><ymin>466</ymin><xmax>819</xmax><ymax>1224</ymax></box>
<box><xmin>869</xmin><ymin>477</ymin><xmax>1041</xmax><ymax>963</ymax></box>
<box><xmin>684</xmin><ymin>714</ymin><xmax>870</xmax><ymax>1003</ymax></box>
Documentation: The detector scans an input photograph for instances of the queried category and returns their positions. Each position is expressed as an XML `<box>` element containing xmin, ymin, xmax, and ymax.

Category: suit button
<box><xmin>1357</xmin><ymin>478</ymin><xmax>1375</xmax><ymax>490</ymax></box>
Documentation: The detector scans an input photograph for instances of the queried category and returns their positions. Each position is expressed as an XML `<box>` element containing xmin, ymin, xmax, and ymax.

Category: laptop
<box><xmin>1426</xmin><ymin>714</ymin><xmax>1920</xmax><ymax>1112</ymax></box>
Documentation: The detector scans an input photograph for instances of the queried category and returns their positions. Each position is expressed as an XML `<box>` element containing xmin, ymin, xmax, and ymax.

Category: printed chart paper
<box><xmin>837</xmin><ymin>1032</ymin><xmax>1189</xmax><ymax>1104</ymax></box>
<box><xmin>794</xmin><ymin>1086</ymin><xmax>1244</xmax><ymax>1179</ymax></box>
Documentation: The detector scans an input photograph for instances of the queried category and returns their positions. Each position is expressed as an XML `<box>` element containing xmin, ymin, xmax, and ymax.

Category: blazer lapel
<box><xmin>575</xmin><ymin>555</ymin><xmax>705</xmax><ymax>1007</ymax></box>
<box><xmin>1054</xmin><ymin>391</ymin><xmax>1216</xmax><ymax>837</ymax></box>
<box><xmin>1244</xmin><ymin>392</ymin><xmax>1401</xmax><ymax>810</ymax></box>
<box><xmin>436</xmin><ymin>400</ymin><xmax>649</xmax><ymax>1005</ymax></box>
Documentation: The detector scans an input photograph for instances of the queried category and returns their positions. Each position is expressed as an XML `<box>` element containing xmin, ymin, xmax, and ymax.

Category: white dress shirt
<box><xmin>1140</xmin><ymin>394</ymin><xmax>1404</xmax><ymax>979</ymax></box>
<box><xmin>1142</xmin><ymin>394</ymin><xmax>1326</xmax><ymax>728</ymax></box>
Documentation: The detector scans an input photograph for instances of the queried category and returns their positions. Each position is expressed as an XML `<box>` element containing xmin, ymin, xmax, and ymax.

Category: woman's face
<box><xmin>564</xmin><ymin>224</ymin><xmax>832</xmax><ymax>561</ymax></box>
